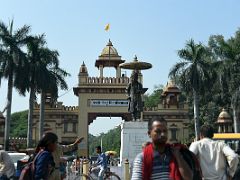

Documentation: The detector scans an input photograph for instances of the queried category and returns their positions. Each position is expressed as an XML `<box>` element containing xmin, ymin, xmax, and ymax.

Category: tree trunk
<box><xmin>232</xmin><ymin>88</ymin><xmax>240</xmax><ymax>133</ymax></box>
<box><xmin>232</xmin><ymin>88</ymin><xmax>240</xmax><ymax>152</ymax></box>
<box><xmin>233</xmin><ymin>108</ymin><xmax>240</xmax><ymax>133</ymax></box>
<box><xmin>4</xmin><ymin>73</ymin><xmax>13</xmax><ymax>151</ymax></box>
<box><xmin>39</xmin><ymin>91</ymin><xmax>45</xmax><ymax>140</ymax></box>
<box><xmin>193</xmin><ymin>89</ymin><xmax>200</xmax><ymax>140</ymax></box>
<box><xmin>27</xmin><ymin>87</ymin><xmax>35</xmax><ymax>148</ymax></box>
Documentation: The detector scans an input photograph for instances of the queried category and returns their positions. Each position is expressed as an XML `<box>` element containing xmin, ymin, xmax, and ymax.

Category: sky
<box><xmin>0</xmin><ymin>0</ymin><xmax>240</xmax><ymax>135</ymax></box>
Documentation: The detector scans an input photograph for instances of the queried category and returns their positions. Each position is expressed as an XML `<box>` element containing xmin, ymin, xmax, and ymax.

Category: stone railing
<box><xmin>34</xmin><ymin>102</ymin><xmax>79</xmax><ymax>112</ymax></box>
<box><xmin>86</xmin><ymin>77</ymin><xmax>129</xmax><ymax>85</ymax></box>
<box><xmin>9</xmin><ymin>137</ymin><xmax>27</xmax><ymax>144</ymax></box>
<box><xmin>63</xmin><ymin>106</ymin><xmax>79</xmax><ymax>111</ymax></box>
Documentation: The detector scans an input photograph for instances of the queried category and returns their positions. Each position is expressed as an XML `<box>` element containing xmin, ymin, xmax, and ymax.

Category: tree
<box><xmin>13</xmin><ymin>34</ymin><xmax>70</xmax><ymax>144</ymax></box>
<box><xmin>144</xmin><ymin>85</ymin><xmax>164</xmax><ymax>107</ymax></box>
<box><xmin>10</xmin><ymin>110</ymin><xmax>28</xmax><ymax>137</ymax></box>
<box><xmin>208</xmin><ymin>30</ymin><xmax>240</xmax><ymax>133</ymax></box>
<box><xmin>15</xmin><ymin>35</ymin><xmax>50</xmax><ymax>147</ymax></box>
<box><xmin>0</xmin><ymin>20</ymin><xmax>30</xmax><ymax>150</ymax></box>
<box><xmin>37</xmin><ymin>46</ymin><xmax>70</xmax><ymax>139</ymax></box>
<box><xmin>169</xmin><ymin>39</ymin><xmax>212</xmax><ymax>140</ymax></box>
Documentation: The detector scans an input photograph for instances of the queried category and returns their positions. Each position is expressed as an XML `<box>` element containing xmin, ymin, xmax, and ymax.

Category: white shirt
<box><xmin>189</xmin><ymin>138</ymin><xmax>239</xmax><ymax>180</ymax></box>
<box><xmin>0</xmin><ymin>151</ymin><xmax>15</xmax><ymax>178</ymax></box>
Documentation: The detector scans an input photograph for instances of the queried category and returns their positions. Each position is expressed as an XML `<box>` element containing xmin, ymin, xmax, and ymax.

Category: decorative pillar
<box><xmin>99</xmin><ymin>65</ymin><xmax>103</xmax><ymax>78</ymax></box>
<box><xmin>116</xmin><ymin>66</ymin><xmax>121</xmax><ymax>78</ymax></box>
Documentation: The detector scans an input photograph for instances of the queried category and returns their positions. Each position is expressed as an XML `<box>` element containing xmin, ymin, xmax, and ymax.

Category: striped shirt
<box><xmin>131</xmin><ymin>150</ymin><xmax>172</xmax><ymax>180</ymax></box>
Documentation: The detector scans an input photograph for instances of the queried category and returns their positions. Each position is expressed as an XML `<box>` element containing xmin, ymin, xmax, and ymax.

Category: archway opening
<box><xmin>89</xmin><ymin>117</ymin><xmax>123</xmax><ymax>156</ymax></box>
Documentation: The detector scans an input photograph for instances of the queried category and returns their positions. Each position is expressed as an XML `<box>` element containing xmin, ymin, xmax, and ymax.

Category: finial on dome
<box><xmin>79</xmin><ymin>61</ymin><xmax>88</xmax><ymax>74</ymax></box>
<box><xmin>107</xmin><ymin>39</ymin><xmax>113</xmax><ymax>46</ymax></box>
<box><xmin>134</xmin><ymin>55</ymin><xmax>138</xmax><ymax>61</ymax></box>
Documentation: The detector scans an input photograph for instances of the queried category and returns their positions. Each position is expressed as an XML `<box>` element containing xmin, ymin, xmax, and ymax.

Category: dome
<box><xmin>162</xmin><ymin>79</ymin><xmax>181</xmax><ymax>95</ymax></box>
<box><xmin>100</xmin><ymin>40</ymin><xmax>118</xmax><ymax>56</ymax></box>
<box><xmin>218</xmin><ymin>109</ymin><xmax>231</xmax><ymax>120</ymax></box>
<box><xmin>79</xmin><ymin>61</ymin><xmax>88</xmax><ymax>74</ymax></box>
<box><xmin>167</xmin><ymin>80</ymin><xmax>176</xmax><ymax>88</ymax></box>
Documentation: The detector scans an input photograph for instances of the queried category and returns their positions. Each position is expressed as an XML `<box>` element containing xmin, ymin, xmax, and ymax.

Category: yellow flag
<box><xmin>105</xmin><ymin>23</ymin><xmax>110</xmax><ymax>31</ymax></box>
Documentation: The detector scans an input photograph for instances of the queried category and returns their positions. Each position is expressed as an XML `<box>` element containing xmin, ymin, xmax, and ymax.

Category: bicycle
<box><xmin>75</xmin><ymin>166</ymin><xmax>121</xmax><ymax>180</ymax></box>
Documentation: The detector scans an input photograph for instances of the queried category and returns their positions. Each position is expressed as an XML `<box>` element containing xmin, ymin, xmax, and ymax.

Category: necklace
<box><xmin>160</xmin><ymin>153</ymin><xmax>167</xmax><ymax>161</ymax></box>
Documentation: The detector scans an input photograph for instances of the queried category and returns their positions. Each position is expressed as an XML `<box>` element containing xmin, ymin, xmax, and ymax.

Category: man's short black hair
<box><xmin>96</xmin><ymin>146</ymin><xmax>101</xmax><ymax>151</ymax></box>
<box><xmin>148</xmin><ymin>117</ymin><xmax>167</xmax><ymax>132</ymax></box>
<box><xmin>200</xmin><ymin>124</ymin><xmax>214</xmax><ymax>138</ymax></box>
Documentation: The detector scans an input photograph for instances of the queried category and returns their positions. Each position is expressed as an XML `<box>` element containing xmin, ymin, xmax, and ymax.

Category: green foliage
<box><xmin>10</xmin><ymin>110</ymin><xmax>28</xmax><ymax>137</ymax></box>
<box><xmin>144</xmin><ymin>85</ymin><xmax>164</xmax><ymax>107</ymax></box>
<box><xmin>89</xmin><ymin>127</ymin><xmax>121</xmax><ymax>156</ymax></box>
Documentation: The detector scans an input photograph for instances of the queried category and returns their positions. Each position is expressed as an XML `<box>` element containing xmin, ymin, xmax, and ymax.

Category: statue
<box><xmin>126</xmin><ymin>70</ymin><xmax>143</xmax><ymax>120</ymax></box>
<box><xmin>120</xmin><ymin>55</ymin><xmax>152</xmax><ymax>121</ymax></box>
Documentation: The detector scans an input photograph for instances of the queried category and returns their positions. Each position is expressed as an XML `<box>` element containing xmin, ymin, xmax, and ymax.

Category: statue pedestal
<box><xmin>119</xmin><ymin>121</ymin><xmax>150</xmax><ymax>166</ymax></box>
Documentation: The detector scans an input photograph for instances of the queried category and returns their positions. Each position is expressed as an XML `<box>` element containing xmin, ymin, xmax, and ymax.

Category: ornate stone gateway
<box><xmin>73</xmin><ymin>40</ymin><xmax>132</xmax><ymax>157</ymax></box>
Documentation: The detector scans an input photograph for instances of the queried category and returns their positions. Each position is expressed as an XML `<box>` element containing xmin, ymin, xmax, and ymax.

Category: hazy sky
<box><xmin>0</xmin><ymin>0</ymin><xmax>240</xmax><ymax>135</ymax></box>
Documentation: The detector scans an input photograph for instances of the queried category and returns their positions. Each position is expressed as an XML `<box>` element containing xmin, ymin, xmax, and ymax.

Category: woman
<box><xmin>0</xmin><ymin>148</ymin><xmax>15</xmax><ymax>180</ymax></box>
<box><xmin>34</xmin><ymin>132</ymin><xmax>58</xmax><ymax>180</ymax></box>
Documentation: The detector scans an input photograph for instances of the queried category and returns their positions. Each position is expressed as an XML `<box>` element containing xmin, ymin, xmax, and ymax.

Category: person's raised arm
<box><xmin>61</xmin><ymin>137</ymin><xmax>84</xmax><ymax>153</ymax></box>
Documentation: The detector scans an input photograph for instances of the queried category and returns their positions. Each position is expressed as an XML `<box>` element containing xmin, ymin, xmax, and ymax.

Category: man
<box><xmin>50</xmin><ymin>136</ymin><xmax>84</xmax><ymax>180</ymax></box>
<box><xmin>189</xmin><ymin>124</ymin><xmax>239</xmax><ymax>180</ymax></box>
<box><xmin>132</xmin><ymin>117</ymin><xmax>193</xmax><ymax>180</ymax></box>
<box><xmin>92</xmin><ymin>146</ymin><xmax>107</xmax><ymax>180</ymax></box>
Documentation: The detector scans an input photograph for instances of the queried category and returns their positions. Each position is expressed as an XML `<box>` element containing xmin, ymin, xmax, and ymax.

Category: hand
<box><xmin>74</xmin><ymin>137</ymin><xmax>84</xmax><ymax>145</ymax></box>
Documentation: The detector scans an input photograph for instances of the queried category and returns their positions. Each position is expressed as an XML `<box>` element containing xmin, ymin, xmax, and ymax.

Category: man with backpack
<box><xmin>131</xmin><ymin>117</ymin><xmax>194</xmax><ymax>180</ymax></box>
<box><xmin>190</xmin><ymin>124</ymin><xmax>239</xmax><ymax>180</ymax></box>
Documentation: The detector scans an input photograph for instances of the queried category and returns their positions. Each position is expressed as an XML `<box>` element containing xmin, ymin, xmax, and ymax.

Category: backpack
<box><xmin>19</xmin><ymin>151</ymin><xmax>43</xmax><ymax>180</ymax></box>
<box><xmin>180</xmin><ymin>148</ymin><xmax>203</xmax><ymax>180</ymax></box>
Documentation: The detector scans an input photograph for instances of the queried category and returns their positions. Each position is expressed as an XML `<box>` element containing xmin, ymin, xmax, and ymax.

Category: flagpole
<box><xmin>109</xmin><ymin>39</ymin><xmax>110</xmax><ymax>76</ymax></box>
<box><xmin>105</xmin><ymin>23</ymin><xmax>111</xmax><ymax>77</ymax></box>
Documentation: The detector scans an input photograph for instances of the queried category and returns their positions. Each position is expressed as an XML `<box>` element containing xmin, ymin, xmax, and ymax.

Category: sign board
<box><xmin>90</xmin><ymin>99</ymin><xmax>128</xmax><ymax>107</ymax></box>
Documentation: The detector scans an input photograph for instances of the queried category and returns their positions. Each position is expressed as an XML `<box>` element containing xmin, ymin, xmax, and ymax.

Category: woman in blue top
<box><xmin>34</xmin><ymin>132</ymin><xmax>58</xmax><ymax>180</ymax></box>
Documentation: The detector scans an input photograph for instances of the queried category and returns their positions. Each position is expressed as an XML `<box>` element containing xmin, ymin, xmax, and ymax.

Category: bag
<box><xmin>180</xmin><ymin>148</ymin><xmax>202</xmax><ymax>180</ymax></box>
<box><xmin>19</xmin><ymin>151</ymin><xmax>43</xmax><ymax>180</ymax></box>
<box><xmin>18</xmin><ymin>161</ymin><xmax>34</xmax><ymax>180</ymax></box>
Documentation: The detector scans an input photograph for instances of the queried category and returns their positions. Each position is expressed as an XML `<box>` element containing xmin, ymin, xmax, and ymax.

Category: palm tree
<box><xmin>37</xmin><ymin>45</ymin><xmax>70</xmax><ymax>139</ymax></box>
<box><xmin>15</xmin><ymin>35</ymin><xmax>47</xmax><ymax>147</ymax></box>
<box><xmin>0</xmin><ymin>20</ymin><xmax>30</xmax><ymax>150</ymax></box>
<box><xmin>15</xmin><ymin>34</ymin><xmax>70</xmax><ymax>146</ymax></box>
<box><xmin>169</xmin><ymin>39</ymin><xmax>212</xmax><ymax>140</ymax></box>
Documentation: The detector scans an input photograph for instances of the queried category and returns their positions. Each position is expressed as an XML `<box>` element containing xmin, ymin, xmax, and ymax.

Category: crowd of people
<box><xmin>132</xmin><ymin>117</ymin><xmax>240</xmax><ymax>180</ymax></box>
<box><xmin>0</xmin><ymin>133</ymin><xmax>83</xmax><ymax>180</ymax></box>
<box><xmin>0</xmin><ymin>116</ymin><xmax>240</xmax><ymax>179</ymax></box>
